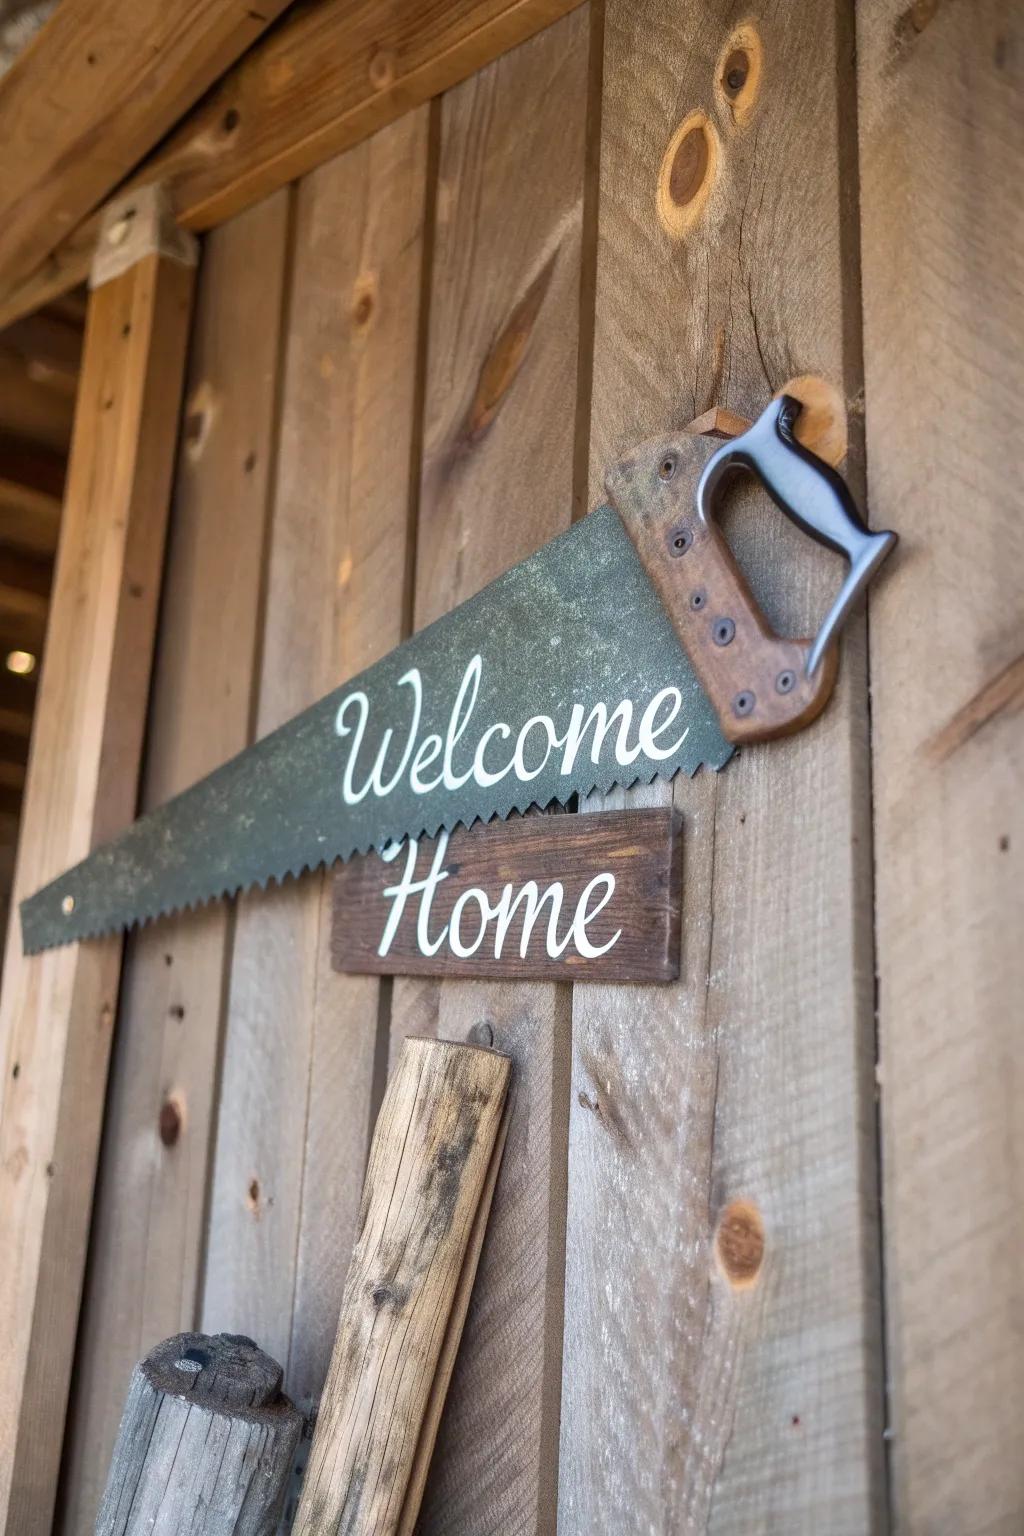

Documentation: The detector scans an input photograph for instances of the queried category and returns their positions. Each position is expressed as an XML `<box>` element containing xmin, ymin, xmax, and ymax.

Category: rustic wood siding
<box><xmin>51</xmin><ymin>2</ymin><xmax>1021</xmax><ymax>1532</ymax></box>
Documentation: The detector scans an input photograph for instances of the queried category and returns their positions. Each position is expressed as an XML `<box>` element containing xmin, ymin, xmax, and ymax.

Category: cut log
<box><xmin>292</xmin><ymin>1037</ymin><xmax>512</xmax><ymax>1536</ymax></box>
<box><xmin>96</xmin><ymin>1332</ymin><xmax>302</xmax><ymax>1536</ymax></box>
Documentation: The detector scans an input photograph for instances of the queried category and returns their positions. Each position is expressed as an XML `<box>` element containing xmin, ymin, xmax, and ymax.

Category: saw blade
<box><xmin>21</xmin><ymin>504</ymin><xmax>732</xmax><ymax>953</ymax></box>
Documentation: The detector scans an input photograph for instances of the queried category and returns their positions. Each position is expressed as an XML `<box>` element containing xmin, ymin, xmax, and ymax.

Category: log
<box><xmin>96</xmin><ymin>1332</ymin><xmax>302</xmax><ymax>1535</ymax></box>
<box><xmin>292</xmin><ymin>1037</ymin><xmax>512</xmax><ymax>1535</ymax></box>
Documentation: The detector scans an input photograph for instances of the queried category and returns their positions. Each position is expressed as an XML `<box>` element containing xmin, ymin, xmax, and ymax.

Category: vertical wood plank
<box><xmin>0</xmin><ymin>244</ymin><xmax>195</xmax><ymax>1532</ymax></box>
<box><xmin>199</xmin><ymin>114</ymin><xmax>428</xmax><ymax>1520</ymax></box>
<box><xmin>56</xmin><ymin>192</ymin><xmax>291</xmax><ymax>1536</ymax></box>
<box><xmin>858</xmin><ymin>4</ymin><xmax>1023</xmax><ymax>1530</ymax></box>
<box><xmin>560</xmin><ymin>3</ymin><xmax>885</xmax><ymax>1531</ymax></box>
<box><xmin>387</xmin><ymin>11</ymin><xmax>590</xmax><ymax>1531</ymax></box>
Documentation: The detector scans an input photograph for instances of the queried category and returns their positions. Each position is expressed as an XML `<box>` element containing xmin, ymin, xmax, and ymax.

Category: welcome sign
<box><xmin>332</xmin><ymin>808</ymin><xmax>682</xmax><ymax>982</ymax></box>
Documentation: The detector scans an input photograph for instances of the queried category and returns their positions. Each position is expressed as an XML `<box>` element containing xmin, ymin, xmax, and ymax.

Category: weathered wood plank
<box><xmin>387</xmin><ymin>11</ymin><xmax>590</xmax><ymax>1530</ymax></box>
<box><xmin>200</xmin><ymin>112</ymin><xmax>428</xmax><ymax>1521</ymax></box>
<box><xmin>560</xmin><ymin>3</ymin><xmax>885</xmax><ymax>1531</ymax></box>
<box><xmin>0</xmin><ymin>0</ymin><xmax>588</xmax><ymax>331</ymax></box>
<box><xmin>0</xmin><ymin>225</ymin><xmax>195</xmax><ymax>1532</ymax></box>
<box><xmin>96</xmin><ymin>1333</ymin><xmax>302</xmax><ymax>1536</ymax></box>
<box><xmin>858</xmin><ymin>3</ymin><xmax>1024</xmax><ymax>1530</ymax></box>
<box><xmin>333</xmin><ymin>808</ymin><xmax>682</xmax><ymax>982</ymax></box>
<box><xmin>293</xmin><ymin>1038</ymin><xmax>511</xmax><ymax>1536</ymax></box>
<box><xmin>57</xmin><ymin>191</ymin><xmax>291</xmax><ymax>1536</ymax></box>
<box><xmin>0</xmin><ymin>0</ymin><xmax>294</xmax><ymax>293</ymax></box>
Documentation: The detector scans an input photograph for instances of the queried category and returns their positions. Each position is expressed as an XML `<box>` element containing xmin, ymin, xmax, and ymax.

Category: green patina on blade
<box><xmin>21</xmin><ymin>505</ymin><xmax>732</xmax><ymax>953</ymax></box>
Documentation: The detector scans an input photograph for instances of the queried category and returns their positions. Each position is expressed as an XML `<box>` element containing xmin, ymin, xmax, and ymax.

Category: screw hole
<box><xmin>776</xmin><ymin>669</ymin><xmax>796</xmax><ymax>694</ymax></box>
<box><xmin>713</xmin><ymin>617</ymin><xmax>736</xmax><ymax>647</ymax></box>
<box><xmin>690</xmin><ymin>590</ymin><xmax>706</xmax><ymax>611</ymax></box>
<box><xmin>733</xmin><ymin>690</ymin><xmax>756</xmax><ymax>717</ymax></box>
<box><xmin>668</xmin><ymin>524</ymin><xmax>691</xmax><ymax>557</ymax></box>
<box><xmin>659</xmin><ymin>455</ymin><xmax>677</xmax><ymax>481</ymax></box>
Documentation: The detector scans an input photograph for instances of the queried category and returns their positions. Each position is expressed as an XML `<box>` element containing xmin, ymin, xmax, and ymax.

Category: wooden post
<box><xmin>0</xmin><ymin>188</ymin><xmax>196</xmax><ymax>1533</ymax></box>
<box><xmin>96</xmin><ymin>1333</ymin><xmax>302</xmax><ymax>1535</ymax></box>
<box><xmin>293</xmin><ymin>1037</ymin><xmax>512</xmax><ymax>1535</ymax></box>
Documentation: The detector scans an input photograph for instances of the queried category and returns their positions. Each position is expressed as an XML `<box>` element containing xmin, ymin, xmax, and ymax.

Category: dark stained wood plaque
<box><xmin>331</xmin><ymin>808</ymin><xmax>682</xmax><ymax>982</ymax></box>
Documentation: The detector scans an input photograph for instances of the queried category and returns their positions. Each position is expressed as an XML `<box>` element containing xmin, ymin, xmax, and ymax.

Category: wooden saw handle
<box><xmin>607</xmin><ymin>397</ymin><xmax>895</xmax><ymax>745</ymax></box>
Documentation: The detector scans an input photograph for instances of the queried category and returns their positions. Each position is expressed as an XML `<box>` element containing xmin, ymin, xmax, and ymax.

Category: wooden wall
<box><xmin>45</xmin><ymin>2</ymin><xmax>1020</xmax><ymax>1533</ymax></box>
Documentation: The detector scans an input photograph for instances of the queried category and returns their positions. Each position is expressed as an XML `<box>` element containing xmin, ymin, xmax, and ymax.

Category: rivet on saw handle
<box><xmin>606</xmin><ymin>395</ymin><xmax>897</xmax><ymax>745</ymax></box>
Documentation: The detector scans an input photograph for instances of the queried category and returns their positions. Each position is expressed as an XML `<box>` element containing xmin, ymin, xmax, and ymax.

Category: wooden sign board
<box><xmin>331</xmin><ymin>807</ymin><xmax>682</xmax><ymax>982</ymax></box>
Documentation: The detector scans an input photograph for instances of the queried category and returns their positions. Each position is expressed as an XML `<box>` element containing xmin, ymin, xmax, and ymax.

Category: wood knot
<box><xmin>368</xmin><ymin>47</ymin><xmax>396</xmax><ymax>91</ymax></box>
<box><xmin>184</xmin><ymin>381</ymin><xmax>217</xmax><ymax>463</ymax></box>
<box><xmin>351</xmin><ymin>275</ymin><xmax>377</xmax><ymax>333</ymax></box>
<box><xmin>715</xmin><ymin>24</ymin><xmax>763</xmax><ymax>126</ymax></box>
<box><xmin>462</xmin><ymin>248</ymin><xmax>558</xmax><ymax>447</ymax></box>
<box><xmin>221</xmin><ymin>106</ymin><xmax>241</xmax><ymax>136</ymax></box>
<box><xmin>657</xmin><ymin>112</ymin><xmax>718</xmax><ymax>240</ymax></box>
<box><xmin>777</xmin><ymin>375</ymin><xmax>848</xmax><ymax>466</ymax></box>
<box><xmin>159</xmin><ymin>1096</ymin><xmax>183</xmax><ymax>1148</ymax></box>
<box><xmin>715</xmin><ymin>1199</ymin><xmax>765</xmax><ymax>1289</ymax></box>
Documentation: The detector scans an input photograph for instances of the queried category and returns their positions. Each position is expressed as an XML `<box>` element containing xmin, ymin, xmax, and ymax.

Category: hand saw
<box><xmin>20</xmin><ymin>396</ymin><xmax>896</xmax><ymax>954</ymax></box>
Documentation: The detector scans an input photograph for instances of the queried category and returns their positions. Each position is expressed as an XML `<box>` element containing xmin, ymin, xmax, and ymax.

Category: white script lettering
<box><xmin>376</xmin><ymin>835</ymin><xmax>622</xmax><ymax>963</ymax></box>
<box><xmin>335</xmin><ymin>655</ymin><xmax>690</xmax><ymax>806</ymax></box>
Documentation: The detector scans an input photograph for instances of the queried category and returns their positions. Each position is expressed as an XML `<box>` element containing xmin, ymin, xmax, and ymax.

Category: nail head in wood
<box><xmin>91</xmin><ymin>185</ymin><xmax>198</xmax><ymax>291</ymax></box>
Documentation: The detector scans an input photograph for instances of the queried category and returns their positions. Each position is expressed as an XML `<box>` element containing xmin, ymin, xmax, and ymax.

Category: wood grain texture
<box><xmin>858</xmin><ymin>3</ymin><xmax>1024</xmax><ymax>1530</ymax></box>
<box><xmin>0</xmin><ymin>0</ymin><xmax>294</xmax><ymax>293</ymax></box>
<box><xmin>388</xmin><ymin>12</ymin><xmax>589</xmax><ymax>1529</ymax></box>
<box><xmin>96</xmin><ymin>1332</ymin><xmax>302</xmax><ymax>1535</ymax></box>
<box><xmin>199</xmin><ymin>113</ymin><xmax>428</xmax><ymax>1526</ymax></box>
<box><xmin>560</xmin><ymin>3</ymin><xmax>885</xmax><ymax>1531</ymax></box>
<box><xmin>0</xmin><ymin>244</ymin><xmax>195</xmax><ymax>1533</ymax></box>
<box><xmin>293</xmin><ymin>1038</ymin><xmax>511</xmax><ymax>1535</ymax></box>
<box><xmin>0</xmin><ymin>0</ymin><xmax>587</xmax><ymax>331</ymax></box>
<box><xmin>56</xmin><ymin>192</ymin><xmax>291</xmax><ymax>1536</ymax></box>
<box><xmin>333</xmin><ymin>808</ymin><xmax>682</xmax><ymax>980</ymax></box>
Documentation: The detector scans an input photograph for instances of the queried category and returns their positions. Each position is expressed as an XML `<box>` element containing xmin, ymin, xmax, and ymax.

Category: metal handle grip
<box><xmin>696</xmin><ymin>396</ymin><xmax>897</xmax><ymax>674</ymax></box>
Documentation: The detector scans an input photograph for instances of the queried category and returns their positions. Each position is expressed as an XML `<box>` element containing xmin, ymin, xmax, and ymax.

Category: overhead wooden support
<box><xmin>0</xmin><ymin>198</ymin><xmax>196</xmax><ymax>1533</ymax></box>
<box><xmin>858</xmin><ymin>2</ymin><xmax>1023</xmax><ymax>1529</ymax></box>
<box><xmin>0</xmin><ymin>0</ymin><xmax>586</xmax><ymax>329</ymax></box>
<box><xmin>0</xmin><ymin>0</ymin><xmax>293</xmax><ymax>295</ymax></box>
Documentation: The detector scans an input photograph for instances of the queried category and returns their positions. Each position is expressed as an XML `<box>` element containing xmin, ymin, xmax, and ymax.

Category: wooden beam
<box><xmin>0</xmin><ymin>673</ymin><xmax>37</xmax><ymax>732</ymax></box>
<box><xmin>0</xmin><ymin>350</ymin><xmax>75</xmax><ymax>454</ymax></box>
<box><xmin>0</xmin><ymin>312</ymin><xmax>83</xmax><ymax>394</ymax></box>
<box><xmin>0</xmin><ymin>0</ymin><xmax>586</xmax><ymax>330</ymax></box>
<box><xmin>0</xmin><ymin>206</ymin><xmax>196</xmax><ymax>1534</ymax></box>
<box><xmin>0</xmin><ymin>437</ymin><xmax>65</xmax><ymax>502</ymax></box>
<box><xmin>858</xmin><ymin>2</ymin><xmax>1024</xmax><ymax>1528</ymax></box>
<box><xmin>0</xmin><ymin>0</ymin><xmax>295</xmax><ymax>295</ymax></box>
<box><xmin>0</xmin><ymin>479</ymin><xmax>61</xmax><ymax>558</ymax></box>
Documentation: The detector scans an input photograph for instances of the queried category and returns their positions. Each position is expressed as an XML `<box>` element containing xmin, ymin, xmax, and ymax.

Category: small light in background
<box><xmin>6</xmin><ymin>650</ymin><xmax>36</xmax><ymax>677</ymax></box>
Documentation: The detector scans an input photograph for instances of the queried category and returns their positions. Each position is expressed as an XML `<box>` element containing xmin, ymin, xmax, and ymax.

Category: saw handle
<box><xmin>698</xmin><ymin>396</ymin><xmax>897</xmax><ymax>678</ymax></box>
<box><xmin>606</xmin><ymin>394</ymin><xmax>897</xmax><ymax>745</ymax></box>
